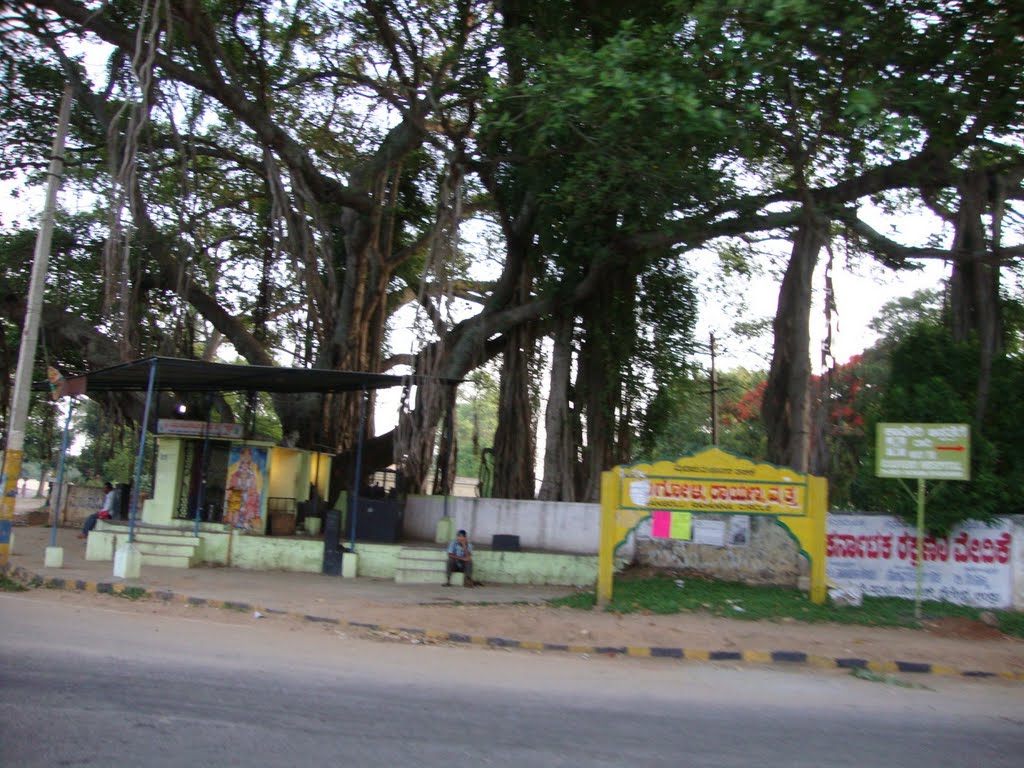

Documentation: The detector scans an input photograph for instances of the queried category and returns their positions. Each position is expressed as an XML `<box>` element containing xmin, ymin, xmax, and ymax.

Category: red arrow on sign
<box><xmin>934</xmin><ymin>445</ymin><xmax>965</xmax><ymax>451</ymax></box>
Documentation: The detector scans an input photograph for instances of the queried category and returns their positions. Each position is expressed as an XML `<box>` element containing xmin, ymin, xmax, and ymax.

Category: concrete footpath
<box><xmin>5</xmin><ymin>507</ymin><xmax>1024</xmax><ymax>681</ymax></box>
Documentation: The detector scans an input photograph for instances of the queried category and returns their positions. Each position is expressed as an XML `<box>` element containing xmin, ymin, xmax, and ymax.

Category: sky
<box><xmin>691</xmin><ymin>207</ymin><xmax>952</xmax><ymax>374</ymax></box>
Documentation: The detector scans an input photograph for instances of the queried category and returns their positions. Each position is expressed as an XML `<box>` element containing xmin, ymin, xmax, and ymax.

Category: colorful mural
<box><xmin>224</xmin><ymin>445</ymin><xmax>267</xmax><ymax>531</ymax></box>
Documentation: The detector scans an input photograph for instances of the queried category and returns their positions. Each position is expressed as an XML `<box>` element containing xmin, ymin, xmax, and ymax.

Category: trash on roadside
<box><xmin>253</xmin><ymin>611</ymin><xmax>264</xmax><ymax>619</ymax></box>
<box><xmin>674</xmin><ymin>579</ymin><xmax>685</xmax><ymax>588</ymax></box>
<box><xmin>829</xmin><ymin>586</ymin><xmax>863</xmax><ymax>607</ymax></box>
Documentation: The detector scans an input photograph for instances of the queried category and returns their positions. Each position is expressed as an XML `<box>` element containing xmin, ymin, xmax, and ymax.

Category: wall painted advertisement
<box><xmin>826</xmin><ymin>514</ymin><xmax>1013</xmax><ymax>608</ymax></box>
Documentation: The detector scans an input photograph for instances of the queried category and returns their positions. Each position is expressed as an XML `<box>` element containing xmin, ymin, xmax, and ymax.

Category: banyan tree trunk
<box><xmin>762</xmin><ymin>214</ymin><xmax>826</xmax><ymax>473</ymax></box>
<box><xmin>948</xmin><ymin>170</ymin><xmax>1002</xmax><ymax>422</ymax></box>
<box><xmin>538</xmin><ymin>312</ymin><xmax>576</xmax><ymax>501</ymax></box>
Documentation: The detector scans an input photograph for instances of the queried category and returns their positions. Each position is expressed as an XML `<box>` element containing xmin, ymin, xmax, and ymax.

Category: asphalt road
<box><xmin>1</xmin><ymin>592</ymin><xmax>1022</xmax><ymax>767</ymax></box>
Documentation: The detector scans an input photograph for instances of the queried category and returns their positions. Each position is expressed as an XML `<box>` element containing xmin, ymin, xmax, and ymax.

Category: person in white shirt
<box><xmin>78</xmin><ymin>482</ymin><xmax>116</xmax><ymax>539</ymax></box>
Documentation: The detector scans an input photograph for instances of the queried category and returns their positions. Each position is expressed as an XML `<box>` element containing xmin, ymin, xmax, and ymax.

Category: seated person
<box><xmin>78</xmin><ymin>482</ymin><xmax>115</xmax><ymax>539</ymax></box>
<box><xmin>445</xmin><ymin>529</ymin><xmax>475</xmax><ymax>587</ymax></box>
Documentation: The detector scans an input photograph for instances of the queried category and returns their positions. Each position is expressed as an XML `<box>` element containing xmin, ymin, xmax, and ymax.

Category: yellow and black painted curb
<box><xmin>7</xmin><ymin>565</ymin><xmax>1023</xmax><ymax>682</ymax></box>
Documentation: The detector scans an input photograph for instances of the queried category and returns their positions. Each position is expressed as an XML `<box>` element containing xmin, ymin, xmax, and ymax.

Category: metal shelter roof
<box><xmin>34</xmin><ymin>356</ymin><xmax>411</xmax><ymax>395</ymax></box>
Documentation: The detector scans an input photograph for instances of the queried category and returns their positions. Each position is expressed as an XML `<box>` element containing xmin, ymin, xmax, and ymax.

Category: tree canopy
<box><xmin>1</xmin><ymin>0</ymin><xmax>1021</xmax><ymax>503</ymax></box>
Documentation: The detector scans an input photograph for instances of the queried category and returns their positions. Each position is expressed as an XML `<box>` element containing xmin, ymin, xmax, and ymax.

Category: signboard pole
<box><xmin>876</xmin><ymin>423</ymin><xmax>971</xmax><ymax>621</ymax></box>
<box><xmin>914</xmin><ymin>478</ymin><xmax>925</xmax><ymax>620</ymax></box>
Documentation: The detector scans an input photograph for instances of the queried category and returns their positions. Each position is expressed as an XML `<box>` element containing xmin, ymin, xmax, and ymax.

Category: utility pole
<box><xmin>0</xmin><ymin>85</ymin><xmax>73</xmax><ymax>567</ymax></box>
<box><xmin>709</xmin><ymin>333</ymin><xmax>719</xmax><ymax>445</ymax></box>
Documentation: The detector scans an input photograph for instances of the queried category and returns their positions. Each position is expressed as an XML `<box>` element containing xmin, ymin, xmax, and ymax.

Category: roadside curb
<box><xmin>6</xmin><ymin>564</ymin><xmax>1022</xmax><ymax>682</ymax></box>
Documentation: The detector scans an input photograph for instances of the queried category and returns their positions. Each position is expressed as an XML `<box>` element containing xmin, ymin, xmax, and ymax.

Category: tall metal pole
<box><xmin>914</xmin><ymin>478</ymin><xmax>926</xmax><ymax>620</ymax></box>
<box><xmin>709</xmin><ymin>333</ymin><xmax>719</xmax><ymax>446</ymax></box>
<box><xmin>348</xmin><ymin>386</ymin><xmax>368</xmax><ymax>553</ymax></box>
<box><xmin>0</xmin><ymin>85</ymin><xmax>73</xmax><ymax>566</ymax></box>
<box><xmin>48</xmin><ymin>401</ymin><xmax>76</xmax><ymax>548</ymax></box>
<box><xmin>194</xmin><ymin>399</ymin><xmax>212</xmax><ymax>537</ymax></box>
<box><xmin>128</xmin><ymin>359</ymin><xmax>158</xmax><ymax>545</ymax></box>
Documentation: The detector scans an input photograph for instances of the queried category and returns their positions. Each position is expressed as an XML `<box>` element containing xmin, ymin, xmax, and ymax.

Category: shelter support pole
<box><xmin>47</xmin><ymin>401</ymin><xmax>76</xmax><ymax>550</ymax></box>
<box><xmin>128</xmin><ymin>359</ymin><xmax>158</xmax><ymax>545</ymax></box>
<box><xmin>348</xmin><ymin>386</ymin><xmax>367</xmax><ymax>552</ymax></box>
<box><xmin>194</xmin><ymin>398</ymin><xmax>213</xmax><ymax>537</ymax></box>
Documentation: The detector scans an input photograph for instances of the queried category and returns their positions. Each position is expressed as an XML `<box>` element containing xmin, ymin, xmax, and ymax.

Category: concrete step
<box><xmin>396</xmin><ymin>548</ymin><xmax>447</xmax><ymax>567</ymax></box>
<box><xmin>133</xmin><ymin>532</ymin><xmax>201</xmax><ymax>547</ymax></box>
<box><xmin>132</xmin><ymin>540</ymin><xmax>196</xmax><ymax>555</ymax></box>
<box><xmin>107</xmin><ymin>532</ymin><xmax>200</xmax><ymax>568</ymax></box>
<box><xmin>395</xmin><ymin>567</ymin><xmax>463</xmax><ymax>586</ymax></box>
<box><xmin>139</xmin><ymin>552</ymin><xmax>195</xmax><ymax>568</ymax></box>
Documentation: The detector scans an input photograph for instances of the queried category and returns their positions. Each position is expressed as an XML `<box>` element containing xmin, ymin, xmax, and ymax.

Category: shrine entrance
<box><xmin>598</xmin><ymin>447</ymin><xmax>828</xmax><ymax>605</ymax></box>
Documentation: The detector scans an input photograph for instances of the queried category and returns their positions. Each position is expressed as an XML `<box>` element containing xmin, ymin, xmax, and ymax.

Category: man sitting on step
<box><xmin>444</xmin><ymin>529</ymin><xmax>475</xmax><ymax>587</ymax></box>
<box><xmin>78</xmin><ymin>482</ymin><xmax>116</xmax><ymax>540</ymax></box>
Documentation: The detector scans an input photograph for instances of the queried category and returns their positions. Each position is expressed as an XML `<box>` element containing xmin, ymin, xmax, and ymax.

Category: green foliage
<box><xmin>69</xmin><ymin>400</ymin><xmax>139</xmax><ymax>485</ymax></box>
<box><xmin>848</xmin><ymin>668</ymin><xmax>930</xmax><ymax>689</ymax></box>
<box><xmin>851</xmin><ymin>323</ymin><xmax>1024</xmax><ymax>533</ymax></box>
<box><xmin>0</xmin><ymin>575</ymin><xmax>28</xmax><ymax>592</ymax></box>
<box><xmin>3</xmin><ymin>0</ymin><xmax>1022</xmax><ymax>494</ymax></box>
<box><xmin>455</xmin><ymin>369</ymin><xmax>499</xmax><ymax>479</ymax></box>
<box><xmin>116</xmin><ymin>586</ymin><xmax>148</xmax><ymax>600</ymax></box>
<box><xmin>636</xmin><ymin>368</ymin><xmax>767</xmax><ymax>462</ymax></box>
<box><xmin>550</xmin><ymin>574</ymin><xmax>1024</xmax><ymax>638</ymax></box>
<box><xmin>867</xmin><ymin>288</ymin><xmax>944</xmax><ymax>342</ymax></box>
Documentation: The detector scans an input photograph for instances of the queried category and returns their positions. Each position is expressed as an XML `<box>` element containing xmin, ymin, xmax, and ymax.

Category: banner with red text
<box><xmin>826</xmin><ymin>515</ymin><xmax>1013</xmax><ymax>608</ymax></box>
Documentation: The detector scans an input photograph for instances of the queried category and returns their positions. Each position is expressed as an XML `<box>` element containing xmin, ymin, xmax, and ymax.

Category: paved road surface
<box><xmin>1</xmin><ymin>593</ymin><xmax>1021</xmax><ymax>767</ymax></box>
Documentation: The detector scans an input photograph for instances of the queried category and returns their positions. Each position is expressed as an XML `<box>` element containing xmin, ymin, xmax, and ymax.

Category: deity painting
<box><xmin>224</xmin><ymin>446</ymin><xmax>267</xmax><ymax>531</ymax></box>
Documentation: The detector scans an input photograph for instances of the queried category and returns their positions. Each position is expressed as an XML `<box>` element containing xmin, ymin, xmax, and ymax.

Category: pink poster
<box><xmin>651</xmin><ymin>510</ymin><xmax>671</xmax><ymax>538</ymax></box>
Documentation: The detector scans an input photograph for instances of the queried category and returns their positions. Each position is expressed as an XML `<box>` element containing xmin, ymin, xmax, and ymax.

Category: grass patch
<box><xmin>549</xmin><ymin>574</ymin><xmax>1024</xmax><ymax>637</ymax></box>
<box><xmin>850</xmin><ymin>668</ymin><xmax>931</xmax><ymax>690</ymax></box>
<box><xmin>0</xmin><ymin>575</ymin><xmax>28</xmax><ymax>592</ymax></box>
<box><xmin>996</xmin><ymin>610</ymin><xmax>1024</xmax><ymax>638</ymax></box>
<box><xmin>116</xmin><ymin>586</ymin><xmax>148</xmax><ymax>600</ymax></box>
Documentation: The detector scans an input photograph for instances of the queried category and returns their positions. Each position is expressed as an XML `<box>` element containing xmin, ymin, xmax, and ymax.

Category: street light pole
<box><xmin>0</xmin><ymin>84</ymin><xmax>73</xmax><ymax>567</ymax></box>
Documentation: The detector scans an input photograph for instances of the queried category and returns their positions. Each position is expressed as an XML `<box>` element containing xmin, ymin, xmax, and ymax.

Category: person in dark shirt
<box><xmin>445</xmin><ymin>529</ymin><xmax>475</xmax><ymax>587</ymax></box>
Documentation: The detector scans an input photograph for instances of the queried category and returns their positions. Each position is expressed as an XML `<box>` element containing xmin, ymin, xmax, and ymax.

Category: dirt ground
<box><xmin>19</xmin><ymin>585</ymin><xmax>1024</xmax><ymax>676</ymax></box>
<box><xmin>334</xmin><ymin>599</ymin><xmax>1024</xmax><ymax>672</ymax></box>
<box><xmin>6</xmin><ymin>513</ymin><xmax>1022</xmax><ymax>676</ymax></box>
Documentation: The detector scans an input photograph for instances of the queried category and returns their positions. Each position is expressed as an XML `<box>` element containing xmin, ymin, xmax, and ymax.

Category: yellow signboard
<box><xmin>599</xmin><ymin>448</ymin><xmax>828</xmax><ymax>606</ymax></box>
<box><xmin>620</xmin><ymin>476</ymin><xmax>806</xmax><ymax>515</ymax></box>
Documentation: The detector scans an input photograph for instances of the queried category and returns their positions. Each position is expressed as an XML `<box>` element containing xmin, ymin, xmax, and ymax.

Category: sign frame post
<box><xmin>875</xmin><ymin>423</ymin><xmax>971</xmax><ymax>620</ymax></box>
<box><xmin>598</xmin><ymin>447</ymin><xmax>828</xmax><ymax>607</ymax></box>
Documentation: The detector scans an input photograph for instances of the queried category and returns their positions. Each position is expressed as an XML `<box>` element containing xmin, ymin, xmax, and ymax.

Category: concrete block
<box><xmin>342</xmin><ymin>552</ymin><xmax>358</xmax><ymax>578</ymax></box>
<box><xmin>86</xmin><ymin>531</ymin><xmax>116</xmax><ymax>561</ymax></box>
<box><xmin>113</xmin><ymin>543</ymin><xmax>142</xmax><ymax>579</ymax></box>
<box><xmin>435</xmin><ymin>516</ymin><xmax>453</xmax><ymax>544</ymax></box>
<box><xmin>43</xmin><ymin>546</ymin><xmax>64</xmax><ymax>568</ymax></box>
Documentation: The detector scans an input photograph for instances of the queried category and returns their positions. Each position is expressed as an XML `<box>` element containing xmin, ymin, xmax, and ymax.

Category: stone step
<box><xmin>396</xmin><ymin>548</ymin><xmax>447</xmax><ymax>566</ymax></box>
<box><xmin>107</xmin><ymin>532</ymin><xmax>200</xmax><ymax>569</ymax></box>
<box><xmin>98</xmin><ymin>522</ymin><xmax>203</xmax><ymax>540</ymax></box>
<box><xmin>395</xmin><ymin>567</ymin><xmax>463</xmax><ymax>586</ymax></box>
<box><xmin>138</xmin><ymin>552</ymin><xmax>195</xmax><ymax>568</ymax></box>
<box><xmin>132</xmin><ymin>540</ymin><xmax>200</xmax><ymax>568</ymax></box>
<box><xmin>132</xmin><ymin>532</ymin><xmax>201</xmax><ymax>547</ymax></box>
<box><xmin>132</xmin><ymin>540</ymin><xmax>196</xmax><ymax>555</ymax></box>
